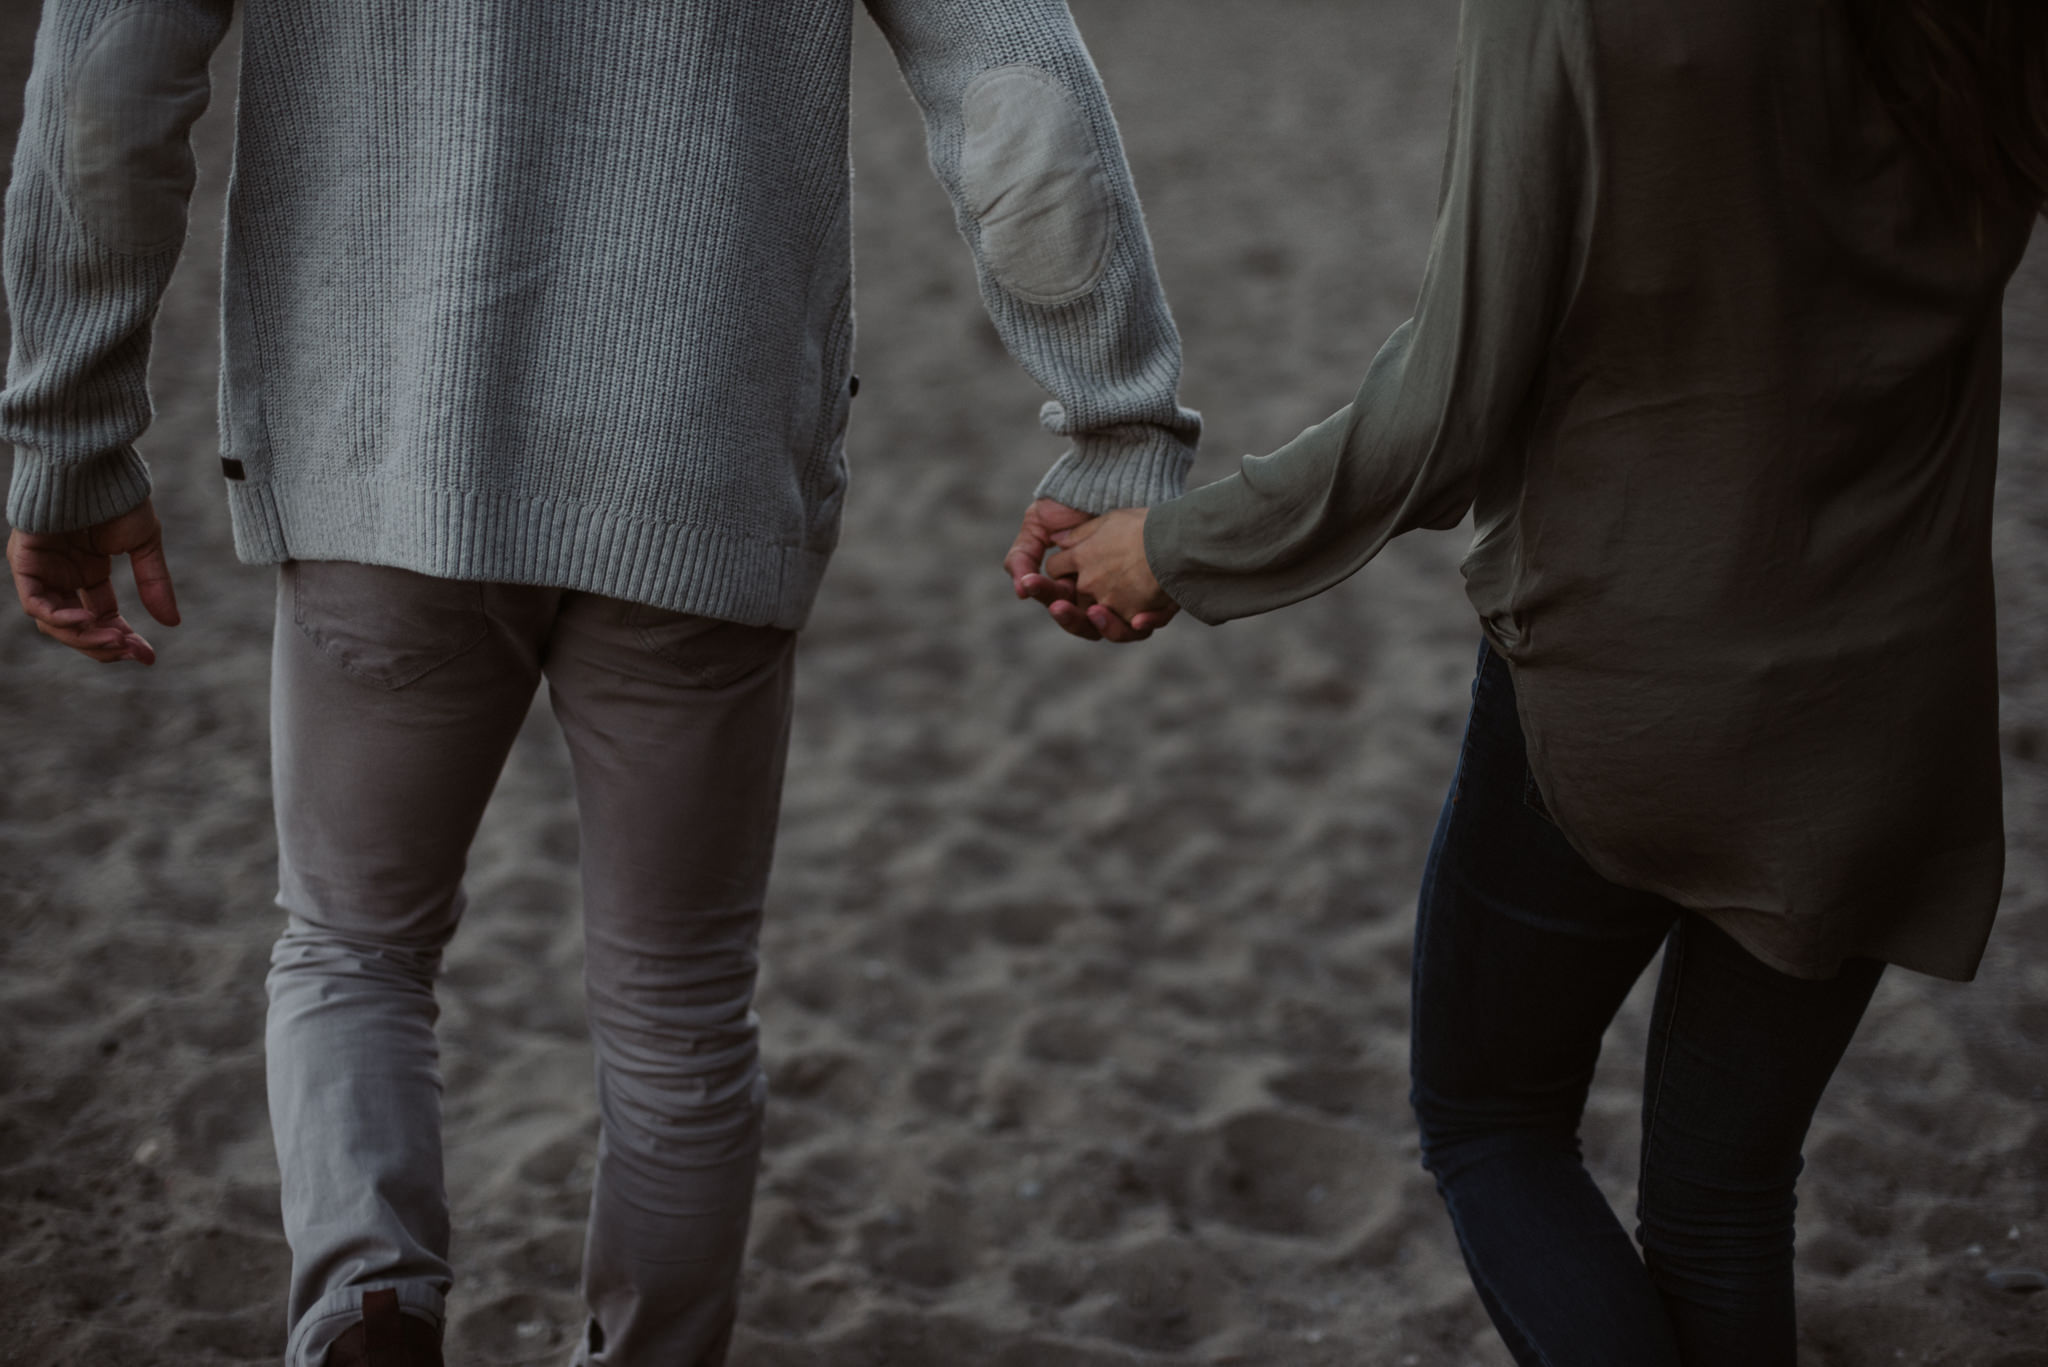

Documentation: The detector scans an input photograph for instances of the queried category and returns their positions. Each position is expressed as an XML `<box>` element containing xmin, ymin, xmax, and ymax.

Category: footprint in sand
<box><xmin>779</xmin><ymin>1146</ymin><xmax>868</xmax><ymax>1220</ymax></box>
<box><xmin>1264</xmin><ymin>1061</ymin><xmax>1406</xmax><ymax>1119</ymax></box>
<box><xmin>1080</xmin><ymin>1235</ymin><xmax>1238</xmax><ymax>1353</ymax></box>
<box><xmin>892</xmin><ymin>906</ymin><xmax>982</xmax><ymax>979</ymax></box>
<box><xmin>169</xmin><ymin>1058</ymin><xmax>270</xmax><ymax>1175</ymax></box>
<box><xmin>1044</xmin><ymin>1146</ymin><xmax>1157</xmax><ymax>1243</ymax></box>
<box><xmin>908</xmin><ymin>1062</ymin><xmax>979</xmax><ymax>1116</ymax></box>
<box><xmin>512</xmin><ymin>1124</ymin><xmax>596</xmax><ymax>1192</ymax></box>
<box><xmin>163</xmin><ymin>1224</ymin><xmax>289</xmax><ymax>1315</ymax></box>
<box><xmin>741</xmin><ymin>1268</ymin><xmax>853</xmax><ymax>1339</ymax></box>
<box><xmin>858</xmin><ymin>1209</ymin><xmax>965</xmax><ymax>1291</ymax></box>
<box><xmin>770</xmin><ymin>1048</ymin><xmax>876</xmax><ymax>1120</ymax></box>
<box><xmin>163</xmin><ymin>985</ymin><xmax>266</xmax><ymax>1053</ymax></box>
<box><xmin>981</xmin><ymin>898</ymin><xmax>1077</xmax><ymax>949</ymax></box>
<box><xmin>504</xmin><ymin>1224</ymin><xmax>584</xmax><ymax>1284</ymax></box>
<box><xmin>748</xmin><ymin>1194</ymin><xmax>841</xmax><ymax>1275</ymax></box>
<box><xmin>454</xmin><ymin>1289</ymin><xmax>583</xmax><ymax>1360</ymax></box>
<box><xmin>77</xmin><ymin>930</ymin><xmax>199</xmax><ymax>995</ymax></box>
<box><xmin>1010</xmin><ymin>1256</ymin><xmax>1086</xmax><ymax>1309</ymax></box>
<box><xmin>1175</xmin><ymin>1110</ymin><xmax>1398</xmax><ymax>1241</ymax></box>
<box><xmin>1022</xmin><ymin>1013</ymin><xmax>1110</xmax><ymax>1068</ymax></box>
<box><xmin>166</xmin><ymin>1306</ymin><xmax>284</xmax><ymax>1362</ymax></box>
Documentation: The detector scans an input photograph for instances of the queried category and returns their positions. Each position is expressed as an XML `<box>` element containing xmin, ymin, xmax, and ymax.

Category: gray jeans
<box><xmin>265</xmin><ymin>561</ymin><xmax>795</xmax><ymax>1367</ymax></box>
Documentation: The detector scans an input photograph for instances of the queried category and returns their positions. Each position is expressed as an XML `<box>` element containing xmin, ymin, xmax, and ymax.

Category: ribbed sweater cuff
<box><xmin>6</xmin><ymin>444</ymin><xmax>154</xmax><ymax>533</ymax></box>
<box><xmin>1031</xmin><ymin>430</ymin><xmax>1194</xmax><ymax>514</ymax></box>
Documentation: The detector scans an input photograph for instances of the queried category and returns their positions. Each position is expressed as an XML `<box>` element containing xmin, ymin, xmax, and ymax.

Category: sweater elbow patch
<box><xmin>958</xmin><ymin>66</ymin><xmax>1113</xmax><ymax>306</ymax></box>
<box><xmin>64</xmin><ymin>6</ymin><xmax>214</xmax><ymax>254</ymax></box>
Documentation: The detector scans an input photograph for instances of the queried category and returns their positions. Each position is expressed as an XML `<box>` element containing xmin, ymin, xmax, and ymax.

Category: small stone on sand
<box><xmin>1984</xmin><ymin>1267</ymin><xmax>2047</xmax><ymax>1294</ymax></box>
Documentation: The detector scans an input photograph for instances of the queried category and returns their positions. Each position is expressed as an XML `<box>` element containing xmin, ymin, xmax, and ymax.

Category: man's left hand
<box><xmin>9</xmin><ymin>498</ymin><xmax>180</xmax><ymax>665</ymax></box>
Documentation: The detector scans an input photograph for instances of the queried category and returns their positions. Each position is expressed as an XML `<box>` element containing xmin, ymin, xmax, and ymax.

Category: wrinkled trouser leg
<box><xmin>266</xmin><ymin>564</ymin><xmax>795</xmax><ymax>1367</ymax></box>
<box><xmin>542</xmin><ymin>596</ymin><xmax>795</xmax><ymax>1367</ymax></box>
<box><xmin>267</xmin><ymin>563</ymin><xmax>553</xmax><ymax>1365</ymax></box>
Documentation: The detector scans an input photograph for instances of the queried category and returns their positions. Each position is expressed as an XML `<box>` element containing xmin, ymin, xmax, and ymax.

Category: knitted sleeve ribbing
<box><xmin>1</xmin><ymin>0</ymin><xmax>232</xmax><ymax>533</ymax></box>
<box><xmin>861</xmin><ymin>0</ymin><xmax>1201</xmax><ymax>513</ymax></box>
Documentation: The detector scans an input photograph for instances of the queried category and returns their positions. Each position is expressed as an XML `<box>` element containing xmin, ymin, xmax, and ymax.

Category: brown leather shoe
<box><xmin>322</xmin><ymin>1288</ymin><xmax>444</xmax><ymax>1367</ymax></box>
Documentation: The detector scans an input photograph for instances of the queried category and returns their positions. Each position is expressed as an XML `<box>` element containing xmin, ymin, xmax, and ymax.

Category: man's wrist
<box><xmin>6</xmin><ymin>444</ymin><xmax>155</xmax><ymax>535</ymax></box>
<box><xmin>1031</xmin><ymin>432</ymin><xmax>1194</xmax><ymax>513</ymax></box>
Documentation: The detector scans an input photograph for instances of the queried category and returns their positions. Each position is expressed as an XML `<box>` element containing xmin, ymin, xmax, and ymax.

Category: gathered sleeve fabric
<box><xmin>861</xmin><ymin>0</ymin><xmax>1200</xmax><ymax>512</ymax></box>
<box><xmin>1142</xmin><ymin>0</ymin><xmax>1586</xmax><ymax>622</ymax></box>
<box><xmin>2</xmin><ymin>0</ymin><xmax>232</xmax><ymax>533</ymax></box>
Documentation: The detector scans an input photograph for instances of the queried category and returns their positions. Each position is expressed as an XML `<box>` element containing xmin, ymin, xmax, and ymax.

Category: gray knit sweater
<box><xmin>3</xmin><ymin>0</ymin><xmax>1200</xmax><ymax>627</ymax></box>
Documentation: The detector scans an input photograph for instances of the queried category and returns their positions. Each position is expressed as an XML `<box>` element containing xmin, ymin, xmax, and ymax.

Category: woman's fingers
<box><xmin>1047</xmin><ymin>516</ymin><xmax>1104</xmax><ymax>548</ymax></box>
<box><xmin>1020</xmin><ymin>507</ymin><xmax>1171</xmax><ymax>643</ymax></box>
<box><xmin>1043</xmin><ymin>552</ymin><xmax>1170</xmax><ymax>630</ymax></box>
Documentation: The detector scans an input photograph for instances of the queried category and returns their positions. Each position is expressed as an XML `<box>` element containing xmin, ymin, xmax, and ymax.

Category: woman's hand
<box><xmin>1043</xmin><ymin>507</ymin><xmax>1178</xmax><ymax>640</ymax></box>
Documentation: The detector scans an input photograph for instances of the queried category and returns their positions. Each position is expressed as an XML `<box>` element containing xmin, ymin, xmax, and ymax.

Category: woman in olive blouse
<box><xmin>1041</xmin><ymin>1</ymin><xmax>2045</xmax><ymax>1362</ymax></box>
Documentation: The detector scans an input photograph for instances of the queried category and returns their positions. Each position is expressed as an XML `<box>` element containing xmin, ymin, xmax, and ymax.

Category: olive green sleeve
<box><xmin>1143</xmin><ymin>0</ymin><xmax>1585</xmax><ymax>623</ymax></box>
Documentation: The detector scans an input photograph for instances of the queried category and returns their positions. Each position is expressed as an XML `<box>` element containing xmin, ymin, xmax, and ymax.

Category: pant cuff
<box><xmin>287</xmin><ymin>1279</ymin><xmax>447</xmax><ymax>1367</ymax></box>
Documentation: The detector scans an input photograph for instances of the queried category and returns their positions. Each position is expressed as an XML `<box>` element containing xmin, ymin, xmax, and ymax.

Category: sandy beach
<box><xmin>1</xmin><ymin>3</ymin><xmax>2043</xmax><ymax>1364</ymax></box>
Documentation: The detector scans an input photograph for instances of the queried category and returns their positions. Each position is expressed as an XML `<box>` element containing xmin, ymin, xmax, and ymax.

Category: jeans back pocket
<box><xmin>625</xmin><ymin>605</ymin><xmax>794</xmax><ymax>691</ymax></box>
<box><xmin>289</xmin><ymin>561</ymin><xmax>489</xmax><ymax>690</ymax></box>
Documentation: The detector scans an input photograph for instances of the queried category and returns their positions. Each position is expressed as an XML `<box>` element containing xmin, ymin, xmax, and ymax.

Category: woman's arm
<box><xmin>1142</xmin><ymin>0</ymin><xmax>1589</xmax><ymax>625</ymax></box>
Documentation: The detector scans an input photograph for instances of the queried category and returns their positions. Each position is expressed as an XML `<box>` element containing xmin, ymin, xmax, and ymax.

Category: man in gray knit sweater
<box><xmin>3</xmin><ymin>3</ymin><xmax>1197</xmax><ymax>1364</ymax></box>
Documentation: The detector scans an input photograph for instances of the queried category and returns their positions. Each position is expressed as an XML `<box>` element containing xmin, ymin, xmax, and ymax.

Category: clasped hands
<box><xmin>1004</xmin><ymin>498</ymin><xmax>1178</xmax><ymax>644</ymax></box>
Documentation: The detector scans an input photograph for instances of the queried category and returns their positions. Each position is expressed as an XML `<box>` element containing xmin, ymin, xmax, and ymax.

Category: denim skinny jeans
<box><xmin>1410</xmin><ymin>642</ymin><xmax>1884</xmax><ymax>1367</ymax></box>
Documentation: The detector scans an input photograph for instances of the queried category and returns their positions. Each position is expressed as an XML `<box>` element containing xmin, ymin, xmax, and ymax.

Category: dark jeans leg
<box><xmin>1410</xmin><ymin>643</ymin><xmax>1883</xmax><ymax>1367</ymax></box>
<box><xmin>1411</xmin><ymin>643</ymin><xmax>1683</xmax><ymax>1367</ymax></box>
<box><xmin>1637</xmin><ymin>917</ymin><xmax>1882</xmax><ymax>1362</ymax></box>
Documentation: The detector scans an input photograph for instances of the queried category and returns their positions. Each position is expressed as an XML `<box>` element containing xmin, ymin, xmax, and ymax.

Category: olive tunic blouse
<box><xmin>1144</xmin><ymin>0</ymin><xmax>2038</xmax><ymax>980</ymax></box>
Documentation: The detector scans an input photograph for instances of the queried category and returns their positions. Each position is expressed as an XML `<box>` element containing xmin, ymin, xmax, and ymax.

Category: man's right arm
<box><xmin>862</xmin><ymin>0</ymin><xmax>1200</xmax><ymax>513</ymax></box>
<box><xmin>2</xmin><ymin>0</ymin><xmax>230</xmax><ymax>535</ymax></box>
<box><xmin>861</xmin><ymin>0</ymin><xmax>1200</xmax><ymax>641</ymax></box>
